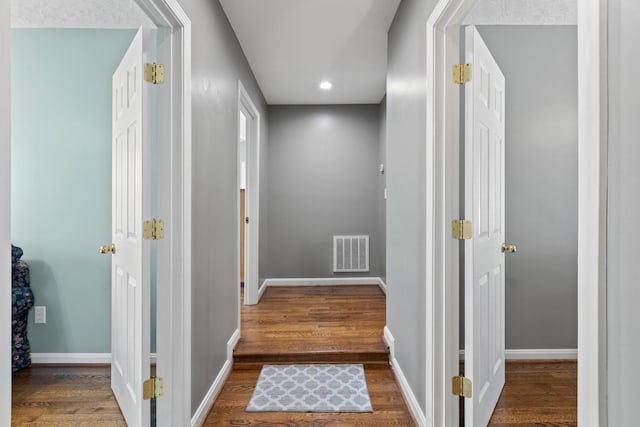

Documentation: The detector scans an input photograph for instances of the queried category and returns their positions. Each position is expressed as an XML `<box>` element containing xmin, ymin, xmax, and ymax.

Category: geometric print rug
<box><xmin>246</xmin><ymin>364</ymin><xmax>373</xmax><ymax>412</ymax></box>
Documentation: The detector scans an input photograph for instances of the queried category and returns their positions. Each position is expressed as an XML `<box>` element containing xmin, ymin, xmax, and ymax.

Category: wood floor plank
<box><xmin>487</xmin><ymin>360</ymin><xmax>577</xmax><ymax>426</ymax></box>
<box><xmin>11</xmin><ymin>366</ymin><xmax>126</xmax><ymax>426</ymax></box>
<box><xmin>203</xmin><ymin>364</ymin><xmax>416</xmax><ymax>426</ymax></box>
<box><xmin>235</xmin><ymin>285</ymin><xmax>389</xmax><ymax>365</ymax></box>
<box><xmin>205</xmin><ymin>285</ymin><xmax>416</xmax><ymax>425</ymax></box>
<box><xmin>11</xmin><ymin>285</ymin><xmax>577</xmax><ymax>426</ymax></box>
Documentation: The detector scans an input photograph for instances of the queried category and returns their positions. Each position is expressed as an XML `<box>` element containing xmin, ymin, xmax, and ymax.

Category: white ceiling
<box><xmin>11</xmin><ymin>0</ymin><xmax>154</xmax><ymax>29</ymax></box>
<box><xmin>464</xmin><ymin>0</ymin><xmax>576</xmax><ymax>25</ymax></box>
<box><xmin>220</xmin><ymin>0</ymin><xmax>401</xmax><ymax>105</ymax></box>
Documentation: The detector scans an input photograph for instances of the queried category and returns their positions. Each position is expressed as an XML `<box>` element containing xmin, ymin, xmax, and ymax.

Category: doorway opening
<box><xmin>7</xmin><ymin>0</ymin><xmax>191</xmax><ymax>425</ymax></box>
<box><xmin>426</xmin><ymin>0</ymin><xmax>604</xmax><ymax>425</ymax></box>
<box><xmin>457</xmin><ymin>23</ymin><xmax>578</xmax><ymax>426</ymax></box>
<box><xmin>237</xmin><ymin>81</ymin><xmax>261</xmax><ymax>307</ymax></box>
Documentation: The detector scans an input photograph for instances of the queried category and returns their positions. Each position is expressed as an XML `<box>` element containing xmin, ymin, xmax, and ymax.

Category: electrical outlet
<box><xmin>34</xmin><ymin>306</ymin><xmax>46</xmax><ymax>324</ymax></box>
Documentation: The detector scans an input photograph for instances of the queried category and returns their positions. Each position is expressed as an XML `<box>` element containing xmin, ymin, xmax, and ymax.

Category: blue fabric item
<box><xmin>12</xmin><ymin>260</ymin><xmax>30</xmax><ymax>288</ymax></box>
<box><xmin>11</xmin><ymin>259</ymin><xmax>33</xmax><ymax>372</ymax></box>
<box><xmin>11</xmin><ymin>244</ymin><xmax>23</xmax><ymax>266</ymax></box>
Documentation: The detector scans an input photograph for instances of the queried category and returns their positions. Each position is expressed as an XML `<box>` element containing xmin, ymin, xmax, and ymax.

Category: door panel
<box><xmin>464</xmin><ymin>25</ymin><xmax>506</xmax><ymax>427</ymax></box>
<box><xmin>111</xmin><ymin>28</ymin><xmax>150</xmax><ymax>427</ymax></box>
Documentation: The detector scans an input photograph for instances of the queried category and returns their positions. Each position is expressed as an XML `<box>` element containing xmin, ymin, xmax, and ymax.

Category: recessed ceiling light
<box><xmin>319</xmin><ymin>81</ymin><xmax>333</xmax><ymax>90</ymax></box>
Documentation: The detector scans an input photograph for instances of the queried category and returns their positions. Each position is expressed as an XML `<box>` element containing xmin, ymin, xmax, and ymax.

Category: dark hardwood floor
<box><xmin>12</xmin><ymin>365</ymin><xmax>126</xmax><ymax>426</ymax></box>
<box><xmin>203</xmin><ymin>364</ymin><xmax>416</xmax><ymax>426</ymax></box>
<box><xmin>204</xmin><ymin>284</ymin><xmax>415</xmax><ymax>426</ymax></box>
<box><xmin>11</xmin><ymin>285</ymin><xmax>577</xmax><ymax>426</ymax></box>
<box><xmin>234</xmin><ymin>285</ymin><xmax>389</xmax><ymax>365</ymax></box>
<box><xmin>488</xmin><ymin>360</ymin><xmax>577</xmax><ymax>426</ymax></box>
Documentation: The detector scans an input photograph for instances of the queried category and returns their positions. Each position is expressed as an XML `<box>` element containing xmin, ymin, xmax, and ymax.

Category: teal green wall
<box><xmin>10</xmin><ymin>29</ymin><xmax>150</xmax><ymax>353</ymax></box>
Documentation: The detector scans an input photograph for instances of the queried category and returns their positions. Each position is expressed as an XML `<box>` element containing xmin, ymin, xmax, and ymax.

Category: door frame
<box><xmin>0</xmin><ymin>1</ymin><xmax>192</xmax><ymax>425</ymax></box>
<box><xmin>134</xmin><ymin>1</ymin><xmax>192</xmax><ymax>425</ymax></box>
<box><xmin>426</xmin><ymin>1</ymin><xmax>607</xmax><ymax>426</ymax></box>
<box><xmin>1</xmin><ymin>2</ymin><xmax>10</xmax><ymax>425</ymax></box>
<box><xmin>237</xmin><ymin>81</ymin><xmax>261</xmax><ymax>306</ymax></box>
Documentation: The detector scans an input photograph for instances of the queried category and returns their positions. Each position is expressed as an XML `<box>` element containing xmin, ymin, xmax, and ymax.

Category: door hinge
<box><xmin>143</xmin><ymin>376</ymin><xmax>165</xmax><ymax>400</ymax></box>
<box><xmin>452</xmin><ymin>220</ymin><xmax>472</xmax><ymax>240</ymax></box>
<box><xmin>143</xmin><ymin>219</ymin><xmax>165</xmax><ymax>240</ymax></box>
<box><xmin>144</xmin><ymin>63</ymin><xmax>165</xmax><ymax>84</ymax></box>
<box><xmin>453</xmin><ymin>63</ymin><xmax>472</xmax><ymax>84</ymax></box>
<box><xmin>452</xmin><ymin>375</ymin><xmax>472</xmax><ymax>398</ymax></box>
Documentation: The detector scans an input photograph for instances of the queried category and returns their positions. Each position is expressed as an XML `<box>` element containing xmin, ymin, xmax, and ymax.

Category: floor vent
<box><xmin>333</xmin><ymin>235</ymin><xmax>369</xmax><ymax>273</ymax></box>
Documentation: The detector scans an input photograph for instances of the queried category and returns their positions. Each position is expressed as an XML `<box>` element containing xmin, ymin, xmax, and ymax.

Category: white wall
<box><xmin>0</xmin><ymin>1</ymin><xmax>11</xmax><ymax>424</ymax></box>
<box><xmin>607</xmin><ymin>0</ymin><xmax>640</xmax><ymax>424</ymax></box>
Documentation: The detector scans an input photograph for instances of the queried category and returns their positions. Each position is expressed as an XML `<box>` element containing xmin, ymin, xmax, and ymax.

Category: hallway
<box><xmin>203</xmin><ymin>285</ymin><xmax>417</xmax><ymax>425</ymax></box>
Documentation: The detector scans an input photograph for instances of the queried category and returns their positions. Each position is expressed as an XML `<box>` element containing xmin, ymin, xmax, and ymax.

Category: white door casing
<box><xmin>464</xmin><ymin>25</ymin><xmax>506</xmax><ymax>427</ymax></box>
<box><xmin>111</xmin><ymin>28</ymin><xmax>151</xmax><ymax>427</ymax></box>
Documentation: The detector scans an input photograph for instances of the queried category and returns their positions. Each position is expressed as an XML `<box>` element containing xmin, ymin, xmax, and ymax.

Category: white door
<box><xmin>110</xmin><ymin>28</ymin><xmax>151</xmax><ymax>427</ymax></box>
<box><xmin>464</xmin><ymin>26</ymin><xmax>506</xmax><ymax>427</ymax></box>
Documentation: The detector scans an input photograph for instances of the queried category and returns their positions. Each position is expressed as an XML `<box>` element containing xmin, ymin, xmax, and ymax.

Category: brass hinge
<box><xmin>453</xmin><ymin>63</ymin><xmax>472</xmax><ymax>84</ymax></box>
<box><xmin>452</xmin><ymin>376</ymin><xmax>472</xmax><ymax>398</ymax></box>
<box><xmin>143</xmin><ymin>219</ymin><xmax>165</xmax><ymax>240</ymax></box>
<box><xmin>143</xmin><ymin>376</ymin><xmax>164</xmax><ymax>400</ymax></box>
<box><xmin>144</xmin><ymin>63</ymin><xmax>165</xmax><ymax>84</ymax></box>
<box><xmin>452</xmin><ymin>220</ymin><xmax>472</xmax><ymax>240</ymax></box>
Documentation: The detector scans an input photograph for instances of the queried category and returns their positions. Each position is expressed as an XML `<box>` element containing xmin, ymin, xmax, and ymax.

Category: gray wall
<box><xmin>377</xmin><ymin>98</ymin><xmax>387</xmax><ymax>282</ymax></box>
<box><xmin>263</xmin><ymin>105</ymin><xmax>383</xmax><ymax>278</ymax></box>
<box><xmin>473</xmin><ymin>26</ymin><xmax>578</xmax><ymax>349</ymax></box>
<box><xmin>608</xmin><ymin>0</ymin><xmax>640</xmax><ymax>423</ymax></box>
<box><xmin>386</xmin><ymin>0</ymin><xmax>438</xmax><ymax>413</ymax></box>
<box><xmin>174</xmin><ymin>0</ymin><xmax>268</xmax><ymax>415</ymax></box>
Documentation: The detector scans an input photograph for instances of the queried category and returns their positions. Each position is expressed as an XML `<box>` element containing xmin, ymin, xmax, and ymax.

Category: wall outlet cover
<box><xmin>34</xmin><ymin>306</ymin><xmax>46</xmax><ymax>324</ymax></box>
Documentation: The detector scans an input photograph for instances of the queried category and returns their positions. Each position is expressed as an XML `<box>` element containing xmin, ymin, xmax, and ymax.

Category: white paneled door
<box><xmin>464</xmin><ymin>26</ymin><xmax>506</xmax><ymax>427</ymax></box>
<box><xmin>110</xmin><ymin>28</ymin><xmax>151</xmax><ymax>427</ymax></box>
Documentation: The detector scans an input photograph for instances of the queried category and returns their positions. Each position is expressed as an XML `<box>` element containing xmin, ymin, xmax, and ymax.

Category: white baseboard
<box><xmin>505</xmin><ymin>348</ymin><xmax>577</xmax><ymax>360</ymax></box>
<box><xmin>458</xmin><ymin>348</ymin><xmax>578</xmax><ymax>360</ymax></box>
<box><xmin>31</xmin><ymin>353</ymin><xmax>112</xmax><ymax>364</ymax></box>
<box><xmin>260</xmin><ymin>277</ymin><xmax>387</xmax><ymax>297</ymax></box>
<box><xmin>227</xmin><ymin>328</ymin><xmax>240</xmax><ymax>361</ymax></box>
<box><xmin>257</xmin><ymin>281</ymin><xmax>269</xmax><ymax>301</ymax></box>
<box><xmin>384</xmin><ymin>327</ymin><xmax>427</xmax><ymax>427</ymax></box>
<box><xmin>30</xmin><ymin>353</ymin><xmax>159</xmax><ymax>364</ymax></box>
<box><xmin>191</xmin><ymin>328</ymin><xmax>239</xmax><ymax>427</ymax></box>
<box><xmin>383</xmin><ymin>325</ymin><xmax>394</xmax><ymax>356</ymax></box>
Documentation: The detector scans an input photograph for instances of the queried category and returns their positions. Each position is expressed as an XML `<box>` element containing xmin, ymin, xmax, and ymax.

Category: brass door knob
<box><xmin>501</xmin><ymin>243</ymin><xmax>516</xmax><ymax>254</ymax></box>
<box><xmin>99</xmin><ymin>243</ymin><xmax>116</xmax><ymax>254</ymax></box>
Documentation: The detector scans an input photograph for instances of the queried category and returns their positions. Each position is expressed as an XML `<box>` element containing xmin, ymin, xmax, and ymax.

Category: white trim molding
<box><xmin>577</xmin><ymin>0</ymin><xmax>608</xmax><ymax>425</ymax></box>
<box><xmin>384</xmin><ymin>327</ymin><xmax>427</xmax><ymax>427</ymax></box>
<box><xmin>458</xmin><ymin>349</ymin><xmax>578</xmax><ymax>361</ymax></box>
<box><xmin>259</xmin><ymin>277</ymin><xmax>387</xmax><ymax>301</ymax></box>
<box><xmin>31</xmin><ymin>353</ymin><xmax>160</xmax><ymax>365</ymax></box>
<box><xmin>505</xmin><ymin>349</ymin><xmax>578</xmax><ymax>360</ymax></box>
<box><xmin>31</xmin><ymin>353</ymin><xmax>113</xmax><ymax>364</ymax></box>
<box><xmin>190</xmin><ymin>328</ymin><xmax>240</xmax><ymax>427</ymax></box>
<box><xmin>134</xmin><ymin>0</ymin><xmax>193</xmax><ymax>425</ymax></box>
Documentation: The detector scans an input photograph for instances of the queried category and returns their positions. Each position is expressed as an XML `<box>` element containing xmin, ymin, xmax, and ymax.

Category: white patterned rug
<box><xmin>246</xmin><ymin>364</ymin><xmax>373</xmax><ymax>413</ymax></box>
